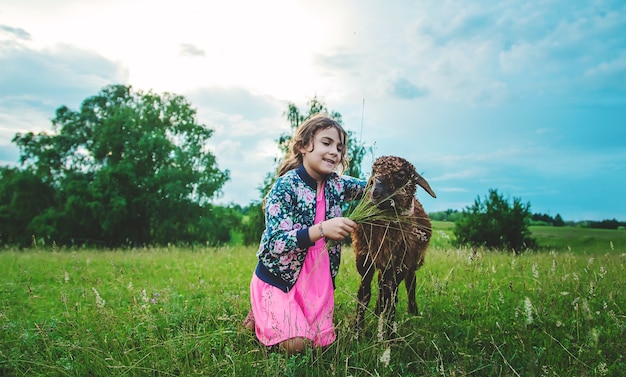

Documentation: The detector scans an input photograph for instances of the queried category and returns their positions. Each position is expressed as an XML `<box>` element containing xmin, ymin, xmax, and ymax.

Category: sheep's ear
<box><xmin>414</xmin><ymin>173</ymin><xmax>437</xmax><ymax>198</ymax></box>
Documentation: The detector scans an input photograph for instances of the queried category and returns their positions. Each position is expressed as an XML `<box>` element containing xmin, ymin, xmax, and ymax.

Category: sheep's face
<box><xmin>368</xmin><ymin>156</ymin><xmax>436</xmax><ymax>210</ymax></box>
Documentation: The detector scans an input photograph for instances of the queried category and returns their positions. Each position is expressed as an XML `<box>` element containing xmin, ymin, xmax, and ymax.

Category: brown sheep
<box><xmin>352</xmin><ymin>155</ymin><xmax>436</xmax><ymax>339</ymax></box>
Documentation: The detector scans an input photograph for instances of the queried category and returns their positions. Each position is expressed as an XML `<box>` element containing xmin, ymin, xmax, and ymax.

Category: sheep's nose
<box><xmin>372</xmin><ymin>179</ymin><xmax>384</xmax><ymax>200</ymax></box>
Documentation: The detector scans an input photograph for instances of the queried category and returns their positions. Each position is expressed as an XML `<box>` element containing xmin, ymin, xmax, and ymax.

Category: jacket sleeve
<box><xmin>341</xmin><ymin>175</ymin><xmax>367</xmax><ymax>202</ymax></box>
<box><xmin>261</xmin><ymin>176</ymin><xmax>311</xmax><ymax>258</ymax></box>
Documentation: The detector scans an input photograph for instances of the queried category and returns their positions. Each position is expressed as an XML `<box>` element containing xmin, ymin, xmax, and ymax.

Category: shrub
<box><xmin>454</xmin><ymin>189</ymin><xmax>536</xmax><ymax>252</ymax></box>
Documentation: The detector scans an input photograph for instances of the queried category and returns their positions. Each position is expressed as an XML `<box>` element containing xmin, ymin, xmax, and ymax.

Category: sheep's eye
<box><xmin>393</xmin><ymin>171</ymin><xmax>407</xmax><ymax>183</ymax></box>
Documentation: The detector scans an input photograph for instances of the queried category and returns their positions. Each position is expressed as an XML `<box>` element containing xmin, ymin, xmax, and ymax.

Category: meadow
<box><xmin>1</xmin><ymin>223</ymin><xmax>624</xmax><ymax>376</ymax></box>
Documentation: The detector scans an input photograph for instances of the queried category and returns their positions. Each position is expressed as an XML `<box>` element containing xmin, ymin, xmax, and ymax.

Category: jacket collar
<box><xmin>295</xmin><ymin>165</ymin><xmax>339</xmax><ymax>190</ymax></box>
<box><xmin>296</xmin><ymin>165</ymin><xmax>340</xmax><ymax>191</ymax></box>
<box><xmin>296</xmin><ymin>165</ymin><xmax>317</xmax><ymax>190</ymax></box>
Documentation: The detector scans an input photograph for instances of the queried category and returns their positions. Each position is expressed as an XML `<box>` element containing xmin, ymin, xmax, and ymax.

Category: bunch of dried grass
<box><xmin>344</xmin><ymin>182</ymin><xmax>419</xmax><ymax>230</ymax></box>
<box><xmin>326</xmin><ymin>182</ymin><xmax>432</xmax><ymax>250</ymax></box>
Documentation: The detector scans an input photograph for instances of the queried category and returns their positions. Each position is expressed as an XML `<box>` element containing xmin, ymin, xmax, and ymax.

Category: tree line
<box><xmin>431</xmin><ymin>209</ymin><xmax>625</xmax><ymax>230</ymax></box>
<box><xmin>1</xmin><ymin>85</ymin><xmax>622</xmax><ymax>249</ymax></box>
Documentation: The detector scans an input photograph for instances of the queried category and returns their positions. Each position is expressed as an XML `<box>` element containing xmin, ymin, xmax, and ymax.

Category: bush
<box><xmin>454</xmin><ymin>189</ymin><xmax>536</xmax><ymax>252</ymax></box>
<box><xmin>240</xmin><ymin>201</ymin><xmax>265</xmax><ymax>246</ymax></box>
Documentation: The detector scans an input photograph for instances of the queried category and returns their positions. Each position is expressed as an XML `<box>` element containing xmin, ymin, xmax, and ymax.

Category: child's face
<box><xmin>300</xmin><ymin>127</ymin><xmax>344</xmax><ymax>181</ymax></box>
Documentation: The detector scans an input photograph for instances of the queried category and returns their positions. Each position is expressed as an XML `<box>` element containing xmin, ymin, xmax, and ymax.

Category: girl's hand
<box><xmin>314</xmin><ymin>217</ymin><xmax>357</xmax><ymax>242</ymax></box>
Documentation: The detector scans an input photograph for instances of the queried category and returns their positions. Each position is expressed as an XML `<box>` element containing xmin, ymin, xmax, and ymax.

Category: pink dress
<box><xmin>249</xmin><ymin>184</ymin><xmax>335</xmax><ymax>347</ymax></box>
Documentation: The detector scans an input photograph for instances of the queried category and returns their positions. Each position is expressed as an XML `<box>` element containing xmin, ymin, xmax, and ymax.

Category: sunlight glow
<box><xmin>6</xmin><ymin>0</ymin><xmax>341</xmax><ymax>99</ymax></box>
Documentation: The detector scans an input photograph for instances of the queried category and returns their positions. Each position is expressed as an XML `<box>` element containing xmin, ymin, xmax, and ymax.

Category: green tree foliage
<box><xmin>0</xmin><ymin>167</ymin><xmax>56</xmax><ymax>245</ymax></box>
<box><xmin>240</xmin><ymin>96</ymin><xmax>371</xmax><ymax>245</ymax></box>
<box><xmin>429</xmin><ymin>209</ymin><xmax>463</xmax><ymax>222</ymax></box>
<box><xmin>585</xmin><ymin>218</ymin><xmax>625</xmax><ymax>230</ymax></box>
<box><xmin>553</xmin><ymin>213</ymin><xmax>565</xmax><ymax>227</ymax></box>
<box><xmin>240</xmin><ymin>202</ymin><xmax>265</xmax><ymax>246</ymax></box>
<box><xmin>530</xmin><ymin>212</ymin><xmax>566</xmax><ymax>227</ymax></box>
<box><xmin>10</xmin><ymin>84</ymin><xmax>230</xmax><ymax>247</ymax></box>
<box><xmin>454</xmin><ymin>189</ymin><xmax>537</xmax><ymax>252</ymax></box>
<box><xmin>531</xmin><ymin>213</ymin><xmax>554</xmax><ymax>225</ymax></box>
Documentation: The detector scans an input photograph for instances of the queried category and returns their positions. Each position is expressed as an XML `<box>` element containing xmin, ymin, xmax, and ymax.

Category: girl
<box><xmin>245</xmin><ymin>113</ymin><xmax>366</xmax><ymax>354</ymax></box>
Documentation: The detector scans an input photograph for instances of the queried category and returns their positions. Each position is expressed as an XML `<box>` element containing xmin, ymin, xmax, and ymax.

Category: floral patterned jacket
<box><xmin>254</xmin><ymin>165</ymin><xmax>366</xmax><ymax>292</ymax></box>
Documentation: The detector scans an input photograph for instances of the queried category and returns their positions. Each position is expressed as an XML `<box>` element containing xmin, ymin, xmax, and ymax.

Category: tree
<box><xmin>241</xmin><ymin>96</ymin><xmax>371</xmax><ymax>245</ymax></box>
<box><xmin>0</xmin><ymin>167</ymin><xmax>56</xmax><ymax>246</ymax></box>
<box><xmin>454</xmin><ymin>189</ymin><xmax>536</xmax><ymax>252</ymax></box>
<box><xmin>553</xmin><ymin>213</ymin><xmax>565</xmax><ymax>227</ymax></box>
<box><xmin>531</xmin><ymin>213</ymin><xmax>554</xmax><ymax>225</ymax></box>
<box><xmin>11</xmin><ymin>84</ymin><xmax>229</xmax><ymax>246</ymax></box>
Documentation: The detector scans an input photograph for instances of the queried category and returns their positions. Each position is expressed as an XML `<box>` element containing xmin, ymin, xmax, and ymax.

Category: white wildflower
<box><xmin>598</xmin><ymin>361</ymin><xmax>608</xmax><ymax>376</ymax></box>
<box><xmin>551</xmin><ymin>259</ymin><xmax>556</xmax><ymax>275</ymax></box>
<box><xmin>64</xmin><ymin>271</ymin><xmax>70</xmax><ymax>283</ymax></box>
<box><xmin>573</xmin><ymin>272</ymin><xmax>579</xmax><ymax>281</ymax></box>
<box><xmin>588</xmin><ymin>257</ymin><xmax>594</xmax><ymax>267</ymax></box>
<box><xmin>532</xmin><ymin>263</ymin><xmax>539</xmax><ymax>279</ymax></box>
<box><xmin>524</xmin><ymin>297</ymin><xmax>534</xmax><ymax>325</ymax></box>
<box><xmin>92</xmin><ymin>287</ymin><xmax>105</xmax><ymax>309</ymax></box>
<box><xmin>377</xmin><ymin>315</ymin><xmax>385</xmax><ymax>342</ymax></box>
<box><xmin>610</xmin><ymin>241</ymin><xmax>614</xmax><ymax>251</ymax></box>
<box><xmin>599</xmin><ymin>266</ymin><xmax>606</xmax><ymax>278</ymax></box>
<box><xmin>380</xmin><ymin>347</ymin><xmax>391</xmax><ymax>367</ymax></box>
<box><xmin>150</xmin><ymin>292</ymin><xmax>160</xmax><ymax>304</ymax></box>
<box><xmin>141</xmin><ymin>288</ymin><xmax>148</xmax><ymax>303</ymax></box>
<box><xmin>127</xmin><ymin>281</ymin><xmax>133</xmax><ymax>291</ymax></box>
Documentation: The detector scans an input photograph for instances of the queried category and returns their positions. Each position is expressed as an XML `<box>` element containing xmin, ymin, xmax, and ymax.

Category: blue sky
<box><xmin>0</xmin><ymin>0</ymin><xmax>624</xmax><ymax>221</ymax></box>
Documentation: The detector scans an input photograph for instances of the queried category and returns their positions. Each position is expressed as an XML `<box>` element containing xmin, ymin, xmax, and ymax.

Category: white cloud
<box><xmin>430</xmin><ymin>168</ymin><xmax>486</xmax><ymax>182</ymax></box>
<box><xmin>179</xmin><ymin>43</ymin><xmax>206</xmax><ymax>58</ymax></box>
<box><xmin>583</xmin><ymin>53</ymin><xmax>626</xmax><ymax>91</ymax></box>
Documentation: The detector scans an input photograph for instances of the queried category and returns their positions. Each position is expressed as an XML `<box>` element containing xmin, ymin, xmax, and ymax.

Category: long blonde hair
<box><xmin>277</xmin><ymin>113</ymin><xmax>350</xmax><ymax>177</ymax></box>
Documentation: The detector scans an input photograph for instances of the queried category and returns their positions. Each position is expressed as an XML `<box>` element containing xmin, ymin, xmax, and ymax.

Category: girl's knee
<box><xmin>279</xmin><ymin>337</ymin><xmax>310</xmax><ymax>354</ymax></box>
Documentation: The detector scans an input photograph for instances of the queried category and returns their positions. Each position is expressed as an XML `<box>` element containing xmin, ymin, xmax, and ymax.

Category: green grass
<box><xmin>530</xmin><ymin>225</ymin><xmax>626</xmax><ymax>253</ymax></box>
<box><xmin>1</xmin><ymin>226</ymin><xmax>625</xmax><ymax>376</ymax></box>
<box><xmin>432</xmin><ymin>220</ymin><xmax>626</xmax><ymax>253</ymax></box>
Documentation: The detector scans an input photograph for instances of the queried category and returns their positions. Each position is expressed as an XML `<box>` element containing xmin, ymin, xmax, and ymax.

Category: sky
<box><xmin>0</xmin><ymin>0</ymin><xmax>625</xmax><ymax>222</ymax></box>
